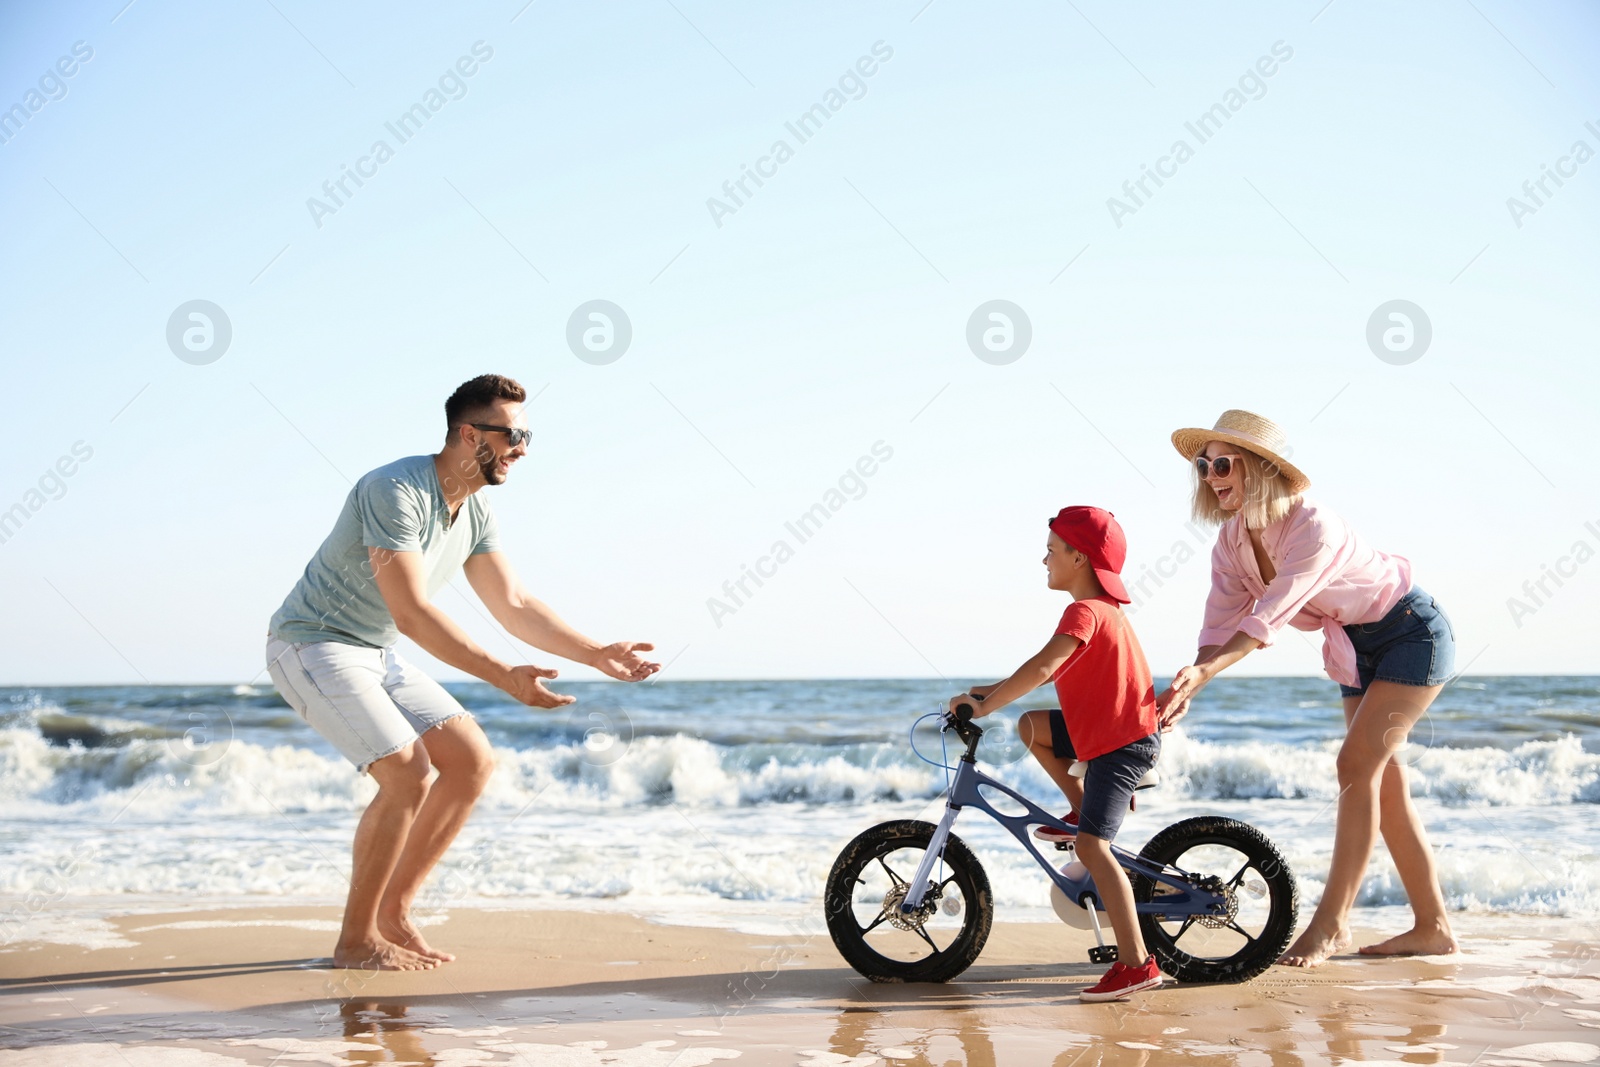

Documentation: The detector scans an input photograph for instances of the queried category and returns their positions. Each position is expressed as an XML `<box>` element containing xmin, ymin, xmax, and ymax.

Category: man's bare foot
<box><xmin>379</xmin><ymin>915</ymin><xmax>455</xmax><ymax>963</ymax></box>
<box><xmin>1277</xmin><ymin>926</ymin><xmax>1352</xmax><ymax>968</ymax></box>
<box><xmin>1359</xmin><ymin>926</ymin><xmax>1458</xmax><ymax>957</ymax></box>
<box><xmin>332</xmin><ymin>938</ymin><xmax>440</xmax><ymax>971</ymax></box>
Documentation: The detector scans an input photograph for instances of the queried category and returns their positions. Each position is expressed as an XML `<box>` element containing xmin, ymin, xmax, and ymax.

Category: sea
<box><xmin>2</xmin><ymin>677</ymin><xmax>1597</xmax><ymax>948</ymax></box>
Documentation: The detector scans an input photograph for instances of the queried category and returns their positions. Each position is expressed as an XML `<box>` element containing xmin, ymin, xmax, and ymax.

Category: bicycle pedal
<box><xmin>1088</xmin><ymin>945</ymin><xmax>1118</xmax><ymax>965</ymax></box>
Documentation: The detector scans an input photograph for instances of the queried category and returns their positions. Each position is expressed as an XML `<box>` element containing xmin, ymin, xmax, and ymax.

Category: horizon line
<box><xmin>1</xmin><ymin>672</ymin><xmax>1594</xmax><ymax>688</ymax></box>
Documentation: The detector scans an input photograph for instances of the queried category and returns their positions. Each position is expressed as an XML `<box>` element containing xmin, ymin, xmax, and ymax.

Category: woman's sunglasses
<box><xmin>471</xmin><ymin>423</ymin><xmax>532</xmax><ymax>448</ymax></box>
<box><xmin>1195</xmin><ymin>453</ymin><xmax>1241</xmax><ymax>479</ymax></box>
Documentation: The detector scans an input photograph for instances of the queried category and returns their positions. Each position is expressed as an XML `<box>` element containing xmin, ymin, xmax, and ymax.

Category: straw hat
<box><xmin>1170</xmin><ymin>409</ymin><xmax>1310</xmax><ymax>492</ymax></box>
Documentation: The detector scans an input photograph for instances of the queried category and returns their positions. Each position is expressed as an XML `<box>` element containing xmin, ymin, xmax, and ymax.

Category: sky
<box><xmin>1</xmin><ymin>0</ymin><xmax>1597</xmax><ymax>686</ymax></box>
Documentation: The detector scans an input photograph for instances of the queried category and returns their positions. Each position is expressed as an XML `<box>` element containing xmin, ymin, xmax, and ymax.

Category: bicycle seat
<box><xmin>1068</xmin><ymin>760</ymin><xmax>1161</xmax><ymax>790</ymax></box>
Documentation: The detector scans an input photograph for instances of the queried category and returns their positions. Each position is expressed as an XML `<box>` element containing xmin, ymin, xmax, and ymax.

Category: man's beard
<box><xmin>476</xmin><ymin>443</ymin><xmax>506</xmax><ymax>485</ymax></box>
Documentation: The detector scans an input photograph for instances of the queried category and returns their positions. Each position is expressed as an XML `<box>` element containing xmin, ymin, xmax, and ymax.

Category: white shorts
<box><xmin>265</xmin><ymin>637</ymin><xmax>471</xmax><ymax>772</ymax></box>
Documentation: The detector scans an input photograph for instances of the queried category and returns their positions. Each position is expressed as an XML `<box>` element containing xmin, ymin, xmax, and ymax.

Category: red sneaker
<box><xmin>1032</xmin><ymin>811</ymin><xmax>1080</xmax><ymax>843</ymax></box>
<box><xmin>1079</xmin><ymin>955</ymin><xmax>1163</xmax><ymax>1002</ymax></box>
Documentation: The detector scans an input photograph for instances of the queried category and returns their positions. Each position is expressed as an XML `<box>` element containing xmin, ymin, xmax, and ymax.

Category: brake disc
<box><xmin>881</xmin><ymin>883</ymin><xmax>937</xmax><ymax>931</ymax></box>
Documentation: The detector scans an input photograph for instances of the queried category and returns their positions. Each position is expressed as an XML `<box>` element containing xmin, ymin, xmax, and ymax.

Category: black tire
<box><xmin>1131</xmin><ymin>816</ymin><xmax>1298</xmax><ymax>984</ymax></box>
<box><xmin>824</xmin><ymin>820</ymin><xmax>993</xmax><ymax>983</ymax></box>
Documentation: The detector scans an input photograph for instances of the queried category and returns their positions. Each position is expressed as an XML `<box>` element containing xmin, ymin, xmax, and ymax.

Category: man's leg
<box><xmin>265</xmin><ymin>639</ymin><xmax>444</xmax><ymax>971</ymax></box>
<box><xmin>376</xmin><ymin>715</ymin><xmax>496</xmax><ymax>961</ymax></box>
<box><xmin>336</xmin><ymin>741</ymin><xmax>439</xmax><ymax>970</ymax></box>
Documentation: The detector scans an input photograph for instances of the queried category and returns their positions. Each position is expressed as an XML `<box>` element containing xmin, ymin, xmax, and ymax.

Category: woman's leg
<box><xmin>1279</xmin><ymin>680</ymin><xmax>1443</xmax><ymax>967</ymax></box>
<box><xmin>1348</xmin><ymin>695</ymin><xmax>1457</xmax><ymax>957</ymax></box>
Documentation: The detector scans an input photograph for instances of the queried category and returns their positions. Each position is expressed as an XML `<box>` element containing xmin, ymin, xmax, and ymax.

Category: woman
<box><xmin>1156</xmin><ymin>410</ymin><xmax>1458</xmax><ymax>968</ymax></box>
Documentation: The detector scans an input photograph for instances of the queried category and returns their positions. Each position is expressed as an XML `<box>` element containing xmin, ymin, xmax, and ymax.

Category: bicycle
<box><xmin>824</xmin><ymin>702</ymin><xmax>1299</xmax><ymax>984</ymax></box>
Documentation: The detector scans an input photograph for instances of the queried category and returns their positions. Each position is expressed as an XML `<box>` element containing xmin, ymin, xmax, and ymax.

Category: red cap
<box><xmin>1048</xmin><ymin>506</ymin><xmax>1131</xmax><ymax>604</ymax></box>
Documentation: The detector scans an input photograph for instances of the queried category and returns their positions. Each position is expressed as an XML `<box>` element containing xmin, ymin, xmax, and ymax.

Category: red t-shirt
<box><xmin>1051</xmin><ymin>595</ymin><xmax>1159</xmax><ymax>761</ymax></box>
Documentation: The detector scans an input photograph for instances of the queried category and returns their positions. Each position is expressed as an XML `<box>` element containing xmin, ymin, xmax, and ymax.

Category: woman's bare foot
<box><xmin>379</xmin><ymin>915</ymin><xmax>456</xmax><ymax>963</ymax></box>
<box><xmin>1359</xmin><ymin>925</ymin><xmax>1457</xmax><ymax>958</ymax></box>
<box><xmin>1277</xmin><ymin>925</ymin><xmax>1352</xmax><ymax>968</ymax></box>
<box><xmin>333</xmin><ymin>938</ymin><xmax>440</xmax><ymax>971</ymax></box>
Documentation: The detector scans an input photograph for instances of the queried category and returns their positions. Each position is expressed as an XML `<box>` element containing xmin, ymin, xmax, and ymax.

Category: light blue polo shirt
<box><xmin>270</xmin><ymin>454</ymin><xmax>501</xmax><ymax>648</ymax></box>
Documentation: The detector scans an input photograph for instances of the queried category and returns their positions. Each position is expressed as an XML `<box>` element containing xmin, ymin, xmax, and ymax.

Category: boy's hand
<box><xmin>967</xmin><ymin>683</ymin><xmax>999</xmax><ymax>699</ymax></box>
<box><xmin>948</xmin><ymin>694</ymin><xmax>987</xmax><ymax>718</ymax></box>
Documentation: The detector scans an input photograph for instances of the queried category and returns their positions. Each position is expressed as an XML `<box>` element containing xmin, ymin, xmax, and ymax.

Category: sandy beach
<box><xmin>2</xmin><ymin>904</ymin><xmax>1597</xmax><ymax>1065</ymax></box>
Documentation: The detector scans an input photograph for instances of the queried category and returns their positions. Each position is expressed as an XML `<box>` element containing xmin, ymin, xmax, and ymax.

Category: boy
<box><xmin>949</xmin><ymin>505</ymin><xmax>1163</xmax><ymax>1002</ymax></box>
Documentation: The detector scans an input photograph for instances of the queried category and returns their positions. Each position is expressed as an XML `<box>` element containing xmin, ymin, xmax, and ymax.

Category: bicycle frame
<box><xmin>900</xmin><ymin>729</ymin><xmax>1228</xmax><ymax>922</ymax></box>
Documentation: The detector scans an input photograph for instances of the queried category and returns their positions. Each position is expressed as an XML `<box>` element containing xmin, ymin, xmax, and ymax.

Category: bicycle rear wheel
<box><xmin>1132</xmin><ymin>816</ymin><xmax>1298</xmax><ymax>983</ymax></box>
<box><xmin>824</xmin><ymin>820</ymin><xmax>992</xmax><ymax>983</ymax></box>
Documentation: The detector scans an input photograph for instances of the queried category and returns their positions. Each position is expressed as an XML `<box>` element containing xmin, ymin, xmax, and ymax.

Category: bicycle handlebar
<box><xmin>945</xmin><ymin>696</ymin><xmax>985</xmax><ymax>761</ymax></box>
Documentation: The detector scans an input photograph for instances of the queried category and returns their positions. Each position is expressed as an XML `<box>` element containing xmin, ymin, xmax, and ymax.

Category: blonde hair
<box><xmin>1190</xmin><ymin>444</ymin><xmax>1301</xmax><ymax>530</ymax></box>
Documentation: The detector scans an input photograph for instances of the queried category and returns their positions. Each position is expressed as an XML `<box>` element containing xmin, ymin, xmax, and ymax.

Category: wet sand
<box><xmin>2</xmin><ymin>905</ymin><xmax>1597</xmax><ymax>1065</ymax></box>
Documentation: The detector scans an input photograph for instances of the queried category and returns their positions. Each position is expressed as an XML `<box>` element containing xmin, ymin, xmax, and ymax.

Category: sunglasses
<box><xmin>470</xmin><ymin>423</ymin><xmax>531</xmax><ymax>448</ymax></box>
<box><xmin>1195</xmin><ymin>453</ymin><xmax>1241</xmax><ymax>479</ymax></box>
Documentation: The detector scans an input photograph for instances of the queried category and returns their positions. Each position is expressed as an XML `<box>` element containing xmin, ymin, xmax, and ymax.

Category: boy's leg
<box><xmin>1074</xmin><ymin>833</ymin><xmax>1147</xmax><ymax>964</ymax></box>
<box><xmin>1018</xmin><ymin>709</ymin><xmax>1084</xmax><ymax>812</ymax></box>
<box><xmin>1074</xmin><ymin>733</ymin><xmax>1162</xmax><ymax>966</ymax></box>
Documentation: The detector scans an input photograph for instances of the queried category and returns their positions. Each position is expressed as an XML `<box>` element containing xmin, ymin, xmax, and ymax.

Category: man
<box><xmin>266</xmin><ymin>374</ymin><xmax>659</xmax><ymax>970</ymax></box>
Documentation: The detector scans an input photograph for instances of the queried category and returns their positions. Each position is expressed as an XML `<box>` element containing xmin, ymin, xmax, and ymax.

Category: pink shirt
<box><xmin>1199</xmin><ymin>497</ymin><xmax>1411</xmax><ymax>687</ymax></box>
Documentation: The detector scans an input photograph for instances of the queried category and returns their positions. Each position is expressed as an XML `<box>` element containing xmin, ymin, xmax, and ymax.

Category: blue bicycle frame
<box><xmin>900</xmin><ymin>719</ymin><xmax>1228</xmax><ymax>924</ymax></box>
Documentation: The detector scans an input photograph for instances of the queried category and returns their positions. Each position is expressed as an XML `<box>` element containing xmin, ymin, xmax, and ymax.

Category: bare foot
<box><xmin>332</xmin><ymin>938</ymin><xmax>440</xmax><ymax>971</ymax></box>
<box><xmin>1359</xmin><ymin>926</ymin><xmax>1458</xmax><ymax>958</ymax></box>
<box><xmin>379</xmin><ymin>916</ymin><xmax>456</xmax><ymax>963</ymax></box>
<box><xmin>1277</xmin><ymin>926</ymin><xmax>1352</xmax><ymax>968</ymax></box>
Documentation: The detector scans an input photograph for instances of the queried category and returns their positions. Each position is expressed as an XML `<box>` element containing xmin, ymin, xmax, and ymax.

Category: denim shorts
<box><xmin>266</xmin><ymin>637</ymin><xmax>472</xmax><ymax>772</ymax></box>
<box><xmin>1046</xmin><ymin>710</ymin><xmax>1160</xmax><ymax>843</ymax></box>
<box><xmin>1337</xmin><ymin>586</ymin><xmax>1457</xmax><ymax>699</ymax></box>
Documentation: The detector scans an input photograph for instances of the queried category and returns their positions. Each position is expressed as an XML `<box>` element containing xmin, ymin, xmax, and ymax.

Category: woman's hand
<box><xmin>967</xmin><ymin>683</ymin><xmax>999</xmax><ymax>699</ymax></box>
<box><xmin>1156</xmin><ymin>690</ymin><xmax>1191</xmax><ymax>732</ymax></box>
<box><xmin>1156</xmin><ymin>664</ymin><xmax>1210</xmax><ymax>732</ymax></box>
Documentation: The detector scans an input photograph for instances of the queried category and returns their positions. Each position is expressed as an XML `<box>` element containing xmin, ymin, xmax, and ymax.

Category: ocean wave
<box><xmin>1159</xmin><ymin>733</ymin><xmax>1600</xmax><ymax>807</ymax></box>
<box><xmin>4</xmin><ymin>722</ymin><xmax>1599</xmax><ymax>921</ymax></box>
<box><xmin>3</xmin><ymin>725</ymin><xmax>1597</xmax><ymax>818</ymax></box>
<box><xmin>0</xmin><ymin>729</ymin><xmax>953</xmax><ymax>818</ymax></box>
<box><xmin>1284</xmin><ymin>846</ymin><xmax>1600</xmax><ymax>919</ymax></box>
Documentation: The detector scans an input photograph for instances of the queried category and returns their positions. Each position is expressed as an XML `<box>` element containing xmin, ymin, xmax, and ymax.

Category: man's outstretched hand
<box><xmin>501</xmin><ymin>664</ymin><xmax>577</xmax><ymax>708</ymax></box>
<box><xmin>591</xmin><ymin>642</ymin><xmax>661</xmax><ymax>682</ymax></box>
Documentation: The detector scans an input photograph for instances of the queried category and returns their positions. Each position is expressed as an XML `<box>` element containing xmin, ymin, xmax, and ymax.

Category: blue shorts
<box><xmin>1046</xmin><ymin>710</ymin><xmax>1160</xmax><ymax>843</ymax></box>
<box><xmin>1338</xmin><ymin>586</ymin><xmax>1457</xmax><ymax>699</ymax></box>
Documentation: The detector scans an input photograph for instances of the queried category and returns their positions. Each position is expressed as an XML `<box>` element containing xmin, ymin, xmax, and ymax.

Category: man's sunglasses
<box><xmin>1195</xmin><ymin>453</ymin><xmax>1241</xmax><ymax>479</ymax></box>
<box><xmin>470</xmin><ymin>423</ymin><xmax>532</xmax><ymax>448</ymax></box>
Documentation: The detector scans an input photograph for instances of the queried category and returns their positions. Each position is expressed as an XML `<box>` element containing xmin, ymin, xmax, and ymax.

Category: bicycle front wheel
<box><xmin>1132</xmin><ymin>816</ymin><xmax>1298</xmax><ymax>984</ymax></box>
<box><xmin>824</xmin><ymin>819</ymin><xmax>992</xmax><ymax>983</ymax></box>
